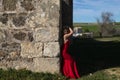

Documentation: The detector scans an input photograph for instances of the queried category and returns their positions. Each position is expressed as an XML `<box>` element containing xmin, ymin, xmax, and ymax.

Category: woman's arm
<box><xmin>64</xmin><ymin>27</ymin><xmax>73</xmax><ymax>37</ymax></box>
<box><xmin>69</xmin><ymin>27</ymin><xmax>73</xmax><ymax>35</ymax></box>
<box><xmin>64</xmin><ymin>27</ymin><xmax>73</xmax><ymax>42</ymax></box>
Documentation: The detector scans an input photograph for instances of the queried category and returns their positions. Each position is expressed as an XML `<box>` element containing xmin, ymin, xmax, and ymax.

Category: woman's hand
<box><xmin>63</xmin><ymin>27</ymin><xmax>73</xmax><ymax>43</ymax></box>
<box><xmin>64</xmin><ymin>27</ymin><xmax>73</xmax><ymax>39</ymax></box>
<box><xmin>69</xmin><ymin>27</ymin><xmax>73</xmax><ymax>35</ymax></box>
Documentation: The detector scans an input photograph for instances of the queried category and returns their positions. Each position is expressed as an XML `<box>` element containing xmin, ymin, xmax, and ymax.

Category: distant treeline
<box><xmin>73</xmin><ymin>22</ymin><xmax>120</xmax><ymax>27</ymax></box>
<box><xmin>73</xmin><ymin>23</ymin><xmax>98</xmax><ymax>27</ymax></box>
<box><xmin>73</xmin><ymin>22</ymin><xmax>120</xmax><ymax>37</ymax></box>
<box><xmin>115</xmin><ymin>22</ymin><xmax>120</xmax><ymax>25</ymax></box>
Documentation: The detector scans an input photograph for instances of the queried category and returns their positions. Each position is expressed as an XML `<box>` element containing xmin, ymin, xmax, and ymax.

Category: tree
<box><xmin>97</xmin><ymin>12</ymin><xmax>116</xmax><ymax>37</ymax></box>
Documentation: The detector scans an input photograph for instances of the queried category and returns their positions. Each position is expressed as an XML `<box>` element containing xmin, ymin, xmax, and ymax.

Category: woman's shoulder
<box><xmin>64</xmin><ymin>39</ymin><xmax>70</xmax><ymax>44</ymax></box>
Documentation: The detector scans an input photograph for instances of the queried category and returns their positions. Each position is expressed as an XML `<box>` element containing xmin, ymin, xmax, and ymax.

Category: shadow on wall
<box><xmin>68</xmin><ymin>37</ymin><xmax>120</xmax><ymax>76</ymax></box>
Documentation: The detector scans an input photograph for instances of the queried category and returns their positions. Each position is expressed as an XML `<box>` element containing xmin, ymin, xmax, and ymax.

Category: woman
<box><xmin>62</xmin><ymin>26</ymin><xmax>80</xmax><ymax>79</ymax></box>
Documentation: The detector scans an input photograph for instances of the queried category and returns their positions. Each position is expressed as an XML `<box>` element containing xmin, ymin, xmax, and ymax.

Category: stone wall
<box><xmin>0</xmin><ymin>0</ymin><xmax>60</xmax><ymax>73</ymax></box>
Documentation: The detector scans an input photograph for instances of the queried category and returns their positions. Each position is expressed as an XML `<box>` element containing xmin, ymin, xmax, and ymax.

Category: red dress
<box><xmin>62</xmin><ymin>40</ymin><xmax>80</xmax><ymax>79</ymax></box>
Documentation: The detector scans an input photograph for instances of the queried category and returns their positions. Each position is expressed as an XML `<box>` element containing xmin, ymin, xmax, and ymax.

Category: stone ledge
<box><xmin>43</xmin><ymin>42</ymin><xmax>60</xmax><ymax>57</ymax></box>
<box><xmin>21</xmin><ymin>42</ymin><xmax>43</xmax><ymax>58</ymax></box>
<box><xmin>33</xmin><ymin>58</ymin><xmax>60</xmax><ymax>73</ymax></box>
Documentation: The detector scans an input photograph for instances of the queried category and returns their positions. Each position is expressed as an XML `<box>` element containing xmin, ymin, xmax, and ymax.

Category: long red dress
<box><xmin>62</xmin><ymin>40</ymin><xmax>80</xmax><ymax>79</ymax></box>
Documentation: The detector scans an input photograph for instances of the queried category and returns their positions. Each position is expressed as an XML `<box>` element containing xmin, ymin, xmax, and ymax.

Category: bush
<box><xmin>0</xmin><ymin>68</ymin><xmax>67</xmax><ymax>80</ymax></box>
<box><xmin>78</xmin><ymin>71</ymin><xmax>117</xmax><ymax>80</ymax></box>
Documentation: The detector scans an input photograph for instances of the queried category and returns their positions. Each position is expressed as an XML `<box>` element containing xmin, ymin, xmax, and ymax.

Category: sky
<box><xmin>73</xmin><ymin>0</ymin><xmax>120</xmax><ymax>23</ymax></box>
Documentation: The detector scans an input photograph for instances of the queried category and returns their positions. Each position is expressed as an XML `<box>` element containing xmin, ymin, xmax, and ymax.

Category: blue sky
<box><xmin>73</xmin><ymin>0</ymin><xmax>120</xmax><ymax>23</ymax></box>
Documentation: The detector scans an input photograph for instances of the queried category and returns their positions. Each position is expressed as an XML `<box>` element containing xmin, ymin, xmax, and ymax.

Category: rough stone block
<box><xmin>0</xmin><ymin>13</ymin><xmax>8</xmax><ymax>24</ymax></box>
<box><xmin>21</xmin><ymin>42</ymin><xmax>43</xmax><ymax>58</ymax></box>
<box><xmin>0</xmin><ymin>60</ymin><xmax>7</xmax><ymax>70</ymax></box>
<box><xmin>12</xmin><ymin>16</ymin><xmax>26</xmax><ymax>27</ymax></box>
<box><xmin>33</xmin><ymin>27</ymin><xmax>59</xmax><ymax>42</ymax></box>
<box><xmin>33</xmin><ymin>58</ymin><xmax>59</xmax><ymax>73</ymax></box>
<box><xmin>0</xmin><ymin>42</ymin><xmax>21</xmax><ymax>59</ymax></box>
<box><xmin>9</xmin><ymin>51</ymin><xmax>19</xmax><ymax>59</ymax></box>
<box><xmin>13</xmin><ymin>31</ymin><xmax>27</xmax><ymax>41</ymax></box>
<box><xmin>43</xmin><ymin>42</ymin><xmax>60</xmax><ymax>57</ymax></box>
<box><xmin>0</xmin><ymin>29</ymin><xmax>6</xmax><ymax>42</ymax></box>
<box><xmin>0</xmin><ymin>0</ymin><xmax>2</xmax><ymax>12</ymax></box>
<box><xmin>1</xmin><ymin>59</ymin><xmax>34</xmax><ymax>71</ymax></box>
<box><xmin>21</xmin><ymin>0</ymin><xmax>35</xmax><ymax>11</ymax></box>
<box><xmin>0</xmin><ymin>50</ymin><xmax>6</xmax><ymax>60</ymax></box>
<box><xmin>3</xmin><ymin>0</ymin><xmax>17</xmax><ymax>11</ymax></box>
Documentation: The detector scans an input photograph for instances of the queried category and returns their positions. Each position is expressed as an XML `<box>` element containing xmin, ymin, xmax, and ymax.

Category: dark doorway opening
<box><xmin>60</xmin><ymin>0</ymin><xmax>120</xmax><ymax>77</ymax></box>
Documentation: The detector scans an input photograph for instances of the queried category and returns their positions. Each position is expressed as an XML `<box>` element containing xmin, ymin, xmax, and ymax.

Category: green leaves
<box><xmin>0</xmin><ymin>68</ymin><xmax>67</xmax><ymax>80</ymax></box>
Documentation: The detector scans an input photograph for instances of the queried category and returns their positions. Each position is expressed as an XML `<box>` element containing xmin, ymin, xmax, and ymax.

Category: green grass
<box><xmin>95</xmin><ymin>36</ymin><xmax>120</xmax><ymax>42</ymax></box>
<box><xmin>73</xmin><ymin>23</ymin><xmax>120</xmax><ymax>37</ymax></box>
<box><xmin>0</xmin><ymin>68</ymin><xmax>67</xmax><ymax>80</ymax></box>
<box><xmin>81</xmin><ymin>25</ymin><xmax>99</xmax><ymax>32</ymax></box>
<box><xmin>74</xmin><ymin>23</ymin><xmax>100</xmax><ymax>37</ymax></box>
<box><xmin>78</xmin><ymin>70</ymin><xmax>118</xmax><ymax>80</ymax></box>
<box><xmin>114</xmin><ymin>25</ymin><xmax>120</xmax><ymax>29</ymax></box>
<box><xmin>73</xmin><ymin>23</ymin><xmax>120</xmax><ymax>33</ymax></box>
<box><xmin>75</xmin><ymin>23</ymin><xmax>99</xmax><ymax>32</ymax></box>
<box><xmin>73</xmin><ymin>23</ymin><xmax>99</xmax><ymax>33</ymax></box>
<box><xmin>0</xmin><ymin>68</ymin><xmax>120</xmax><ymax>80</ymax></box>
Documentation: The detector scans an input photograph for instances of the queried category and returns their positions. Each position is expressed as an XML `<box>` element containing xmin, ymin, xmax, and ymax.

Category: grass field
<box><xmin>73</xmin><ymin>23</ymin><xmax>120</xmax><ymax>33</ymax></box>
<box><xmin>0</xmin><ymin>68</ymin><xmax>67</xmax><ymax>80</ymax></box>
<box><xmin>0</xmin><ymin>68</ymin><xmax>120</xmax><ymax>80</ymax></box>
<box><xmin>95</xmin><ymin>36</ymin><xmax>120</xmax><ymax>42</ymax></box>
<box><xmin>73</xmin><ymin>23</ymin><xmax>99</xmax><ymax>32</ymax></box>
<box><xmin>78</xmin><ymin>69</ymin><xmax>119</xmax><ymax>80</ymax></box>
<box><xmin>73</xmin><ymin>22</ymin><xmax>120</xmax><ymax>38</ymax></box>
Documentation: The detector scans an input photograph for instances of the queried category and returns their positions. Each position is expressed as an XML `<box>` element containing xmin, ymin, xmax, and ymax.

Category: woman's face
<box><xmin>64</xmin><ymin>29</ymin><xmax>69</xmax><ymax>34</ymax></box>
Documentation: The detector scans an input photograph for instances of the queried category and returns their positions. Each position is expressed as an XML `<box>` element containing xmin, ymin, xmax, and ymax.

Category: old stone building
<box><xmin>0</xmin><ymin>0</ymin><xmax>72</xmax><ymax>73</ymax></box>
